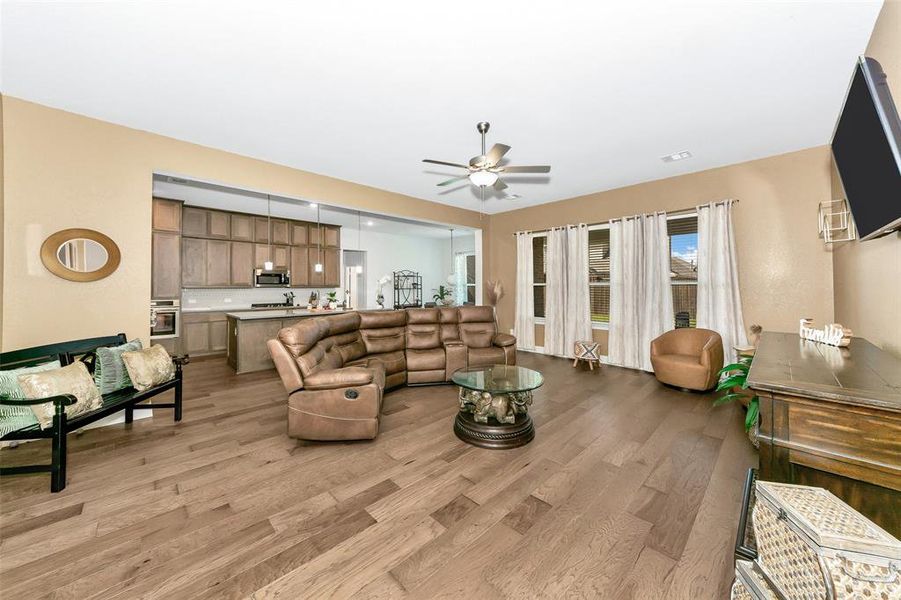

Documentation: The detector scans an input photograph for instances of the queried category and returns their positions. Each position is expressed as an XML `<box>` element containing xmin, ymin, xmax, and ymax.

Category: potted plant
<box><xmin>433</xmin><ymin>285</ymin><xmax>454</xmax><ymax>306</ymax></box>
<box><xmin>713</xmin><ymin>356</ymin><xmax>759</xmax><ymax>448</ymax></box>
<box><xmin>326</xmin><ymin>291</ymin><xmax>338</xmax><ymax>310</ymax></box>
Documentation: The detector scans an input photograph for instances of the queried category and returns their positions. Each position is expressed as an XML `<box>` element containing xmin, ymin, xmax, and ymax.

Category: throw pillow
<box><xmin>0</xmin><ymin>361</ymin><xmax>60</xmax><ymax>436</ymax></box>
<box><xmin>18</xmin><ymin>362</ymin><xmax>104</xmax><ymax>429</ymax></box>
<box><xmin>121</xmin><ymin>345</ymin><xmax>175</xmax><ymax>392</ymax></box>
<box><xmin>94</xmin><ymin>339</ymin><xmax>143</xmax><ymax>394</ymax></box>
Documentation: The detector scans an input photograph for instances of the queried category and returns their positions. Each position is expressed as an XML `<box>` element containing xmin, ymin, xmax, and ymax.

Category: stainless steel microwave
<box><xmin>254</xmin><ymin>269</ymin><xmax>291</xmax><ymax>287</ymax></box>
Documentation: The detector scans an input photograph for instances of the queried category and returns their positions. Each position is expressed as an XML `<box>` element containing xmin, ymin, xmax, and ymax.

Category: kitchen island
<box><xmin>226</xmin><ymin>308</ymin><xmax>350</xmax><ymax>374</ymax></box>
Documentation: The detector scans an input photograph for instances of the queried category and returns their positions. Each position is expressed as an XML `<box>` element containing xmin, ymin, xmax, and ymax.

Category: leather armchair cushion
<box><xmin>406</xmin><ymin>308</ymin><xmax>440</xmax><ymax>324</ymax></box>
<box><xmin>304</xmin><ymin>367</ymin><xmax>377</xmax><ymax>390</ymax></box>
<box><xmin>406</xmin><ymin>347</ymin><xmax>446</xmax><ymax>371</ymax></box>
<box><xmin>360</xmin><ymin>327</ymin><xmax>405</xmax><ymax>354</ymax></box>
<box><xmin>460</xmin><ymin>323</ymin><xmax>496</xmax><ymax>349</ymax></box>
<box><xmin>406</xmin><ymin>324</ymin><xmax>440</xmax><ymax>349</ymax></box>
<box><xmin>494</xmin><ymin>333</ymin><xmax>516</xmax><ymax>347</ymax></box>
<box><xmin>467</xmin><ymin>346</ymin><xmax>506</xmax><ymax>368</ymax></box>
<box><xmin>364</xmin><ymin>350</ymin><xmax>406</xmax><ymax>375</ymax></box>
<box><xmin>438</xmin><ymin>307</ymin><xmax>460</xmax><ymax>342</ymax></box>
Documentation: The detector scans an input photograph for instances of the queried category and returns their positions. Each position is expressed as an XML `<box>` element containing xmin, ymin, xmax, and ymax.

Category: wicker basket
<box><xmin>733</xmin><ymin>559</ymin><xmax>779</xmax><ymax>599</ymax></box>
<box><xmin>752</xmin><ymin>481</ymin><xmax>901</xmax><ymax>599</ymax></box>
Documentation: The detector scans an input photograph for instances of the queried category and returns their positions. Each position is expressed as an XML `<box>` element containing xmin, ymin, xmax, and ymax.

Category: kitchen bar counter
<box><xmin>226</xmin><ymin>309</ymin><xmax>351</xmax><ymax>374</ymax></box>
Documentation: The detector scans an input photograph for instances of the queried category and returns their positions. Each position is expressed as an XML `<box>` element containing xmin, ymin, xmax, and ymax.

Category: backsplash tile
<box><xmin>182</xmin><ymin>287</ymin><xmax>340</xmax><ymax>311</ymax></box>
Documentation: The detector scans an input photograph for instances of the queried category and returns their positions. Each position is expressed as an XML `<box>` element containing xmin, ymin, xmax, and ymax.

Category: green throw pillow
<box><xmin>0</xmin><ymin>361</ymin><xmax>60</xmax><ymax>436</ymax></box>
<box><xmin>94</xmin><ymin>339</ymin><xmax>143</xmax><ymax>395</ymax></box>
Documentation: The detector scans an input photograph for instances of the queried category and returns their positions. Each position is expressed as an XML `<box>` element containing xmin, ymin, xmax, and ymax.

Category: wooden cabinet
<box><xmin>325</xmin><ymin>226</ymin><xmax>340</xmax><ymax>248</ymax></box>
<box><xmin>290</xmin><ymin>247</ymin><xmax>310</xmax><ymax>287</ymax></box>
<box><xmin>182</xmin><ymin>312</ymin><xmax>228</xmax><ymax>356</ymax></box>
<box><xmin>208</xmin><ymin>211</ymin><xmax>230</xmax><ymax>239</ymax></box>
<box><xmin>253</xmin><ymin>217</ymin><xmax>270</xmax><ymax>243</ymax></box>
<box><xmin>182</xmin><ymin>207</ymin><xmax>209</xmax><ymax>237</ymax></box>
<box><xmin>206</xmin><ymin>240</ymin><xmax>231</xmax><ymax>286</ymax></box>
<box><xmin>230</xmin><ymin>213</ymin><xmax>254</xmax><ymax>241</ymax></box>
<box><xmin>152</xmin><ymin>198</ymin><xmax>182</xmax><ymax>232</ymax></box>
<box><xmin>290</xmin><ymin>223</ymin><xmax>309</xmax><ymax>246</ymax></box>
<box><xmin>254</xmin><ymin>244</ymin><xmax>289</xmax><ymax>270</ymax></box>
<box><xmin>271</xmin><ymin>219</ymin><xmax>290</xmax><ymax>245</ymax></box>
<box><xmin>324</xmin><ymin>248</ymin><xmax>340</xmax><ymax>287</ymax></box>
<box><xmin>230</xmin><ymin>242</ymin><xmax>254</xmax><ymax>286</ymax></box>
<box><xmin>151</xmin><ymin>232</ymin><xmax>181</xmax><ymax>298</ymax></box>
<box><xmin>182</xmin><ymin>238</ymin><xmax>231</xmax><ymax>287</ymax></box>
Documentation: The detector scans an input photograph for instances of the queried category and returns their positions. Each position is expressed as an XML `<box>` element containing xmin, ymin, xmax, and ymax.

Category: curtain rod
<box><xmin>512</xmin><ymin>198</ymin><xmax>739</xmax><ymax>236</ymax></box>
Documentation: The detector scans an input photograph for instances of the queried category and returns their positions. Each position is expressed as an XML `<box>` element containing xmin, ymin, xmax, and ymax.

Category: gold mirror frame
<box><xmin>40</xmin><ymin>228</ymin><xmax>121</xmax><ymax>282</ymax></box>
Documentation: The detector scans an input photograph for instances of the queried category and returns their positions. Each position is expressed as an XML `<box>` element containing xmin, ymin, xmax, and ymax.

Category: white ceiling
<box><xmin>152</xmin><ymin>176</ymin><xmax>476</xmax><ymax>240</ymax></box>
<box><xmin>1</xmin><ymin>1</ymin><xmax>882</xmax><ymax>214</ymax></box>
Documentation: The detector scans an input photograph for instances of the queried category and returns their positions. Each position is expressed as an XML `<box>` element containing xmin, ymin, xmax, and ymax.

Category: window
<box><xmin>588</xmin><ymin>227</ymin><xmax>610</xmax><ymax>323</ymax></box>
<box><xmin>668</xmin><ymin>215</ymin><xmax>698</xmax><ymax>327</ymax></box>
<box><xmin>465</xmin><ymin>254</ymin><xmax>476</xmax><ymax>304</ymax></box>
<box><xmin>533</xmin><ymin>236</ymin><xmax>546</xmax><ymax>318</ymax></box>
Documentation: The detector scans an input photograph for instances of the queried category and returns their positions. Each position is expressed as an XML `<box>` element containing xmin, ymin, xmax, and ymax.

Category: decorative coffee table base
<box><xmin>454</xmin><ymin>411</ymin><xmax>534</xmax><ymax>449</ymax></box>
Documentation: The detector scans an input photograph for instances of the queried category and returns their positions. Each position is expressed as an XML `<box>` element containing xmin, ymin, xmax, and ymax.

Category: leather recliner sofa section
<box><xmin>267</xmin><ymin>306</ymin><xmax>516</xmax><ymax>441</ymax></box>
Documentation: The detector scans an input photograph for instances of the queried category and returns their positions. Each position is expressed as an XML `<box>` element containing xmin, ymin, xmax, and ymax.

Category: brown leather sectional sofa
<box><xmin>267</xmin><ymin>306</ymin><xmax>516</xmax><ymax>441</ymax></box>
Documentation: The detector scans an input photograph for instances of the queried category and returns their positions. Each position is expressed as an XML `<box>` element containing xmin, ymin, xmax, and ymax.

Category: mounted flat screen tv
<box><xmin>831</xmin><ymin>56</ymin><xmax>901</xmax><ymax>240</ymax></box>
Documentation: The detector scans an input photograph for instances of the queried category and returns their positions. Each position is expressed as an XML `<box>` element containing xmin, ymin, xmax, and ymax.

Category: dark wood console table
<box><xmin>748</xmin><ymin>332</ymin><xmax>901</xmax><ymax>536</ymax></box>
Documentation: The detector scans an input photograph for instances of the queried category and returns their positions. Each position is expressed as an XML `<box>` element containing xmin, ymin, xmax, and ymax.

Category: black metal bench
<box><xmin>0</xmin><ymin>334</ymin><xmax>186</xmax><ymax>492</ymax></box>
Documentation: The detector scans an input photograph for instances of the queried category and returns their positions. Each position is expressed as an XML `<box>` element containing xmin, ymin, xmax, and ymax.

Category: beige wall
<box><xmin>832</xmin><ymin>0</ymin><xmax>901</xmax><ymax>359</ymax></box>
<box><xmin>487</xmin><ymin>147</ymin><xmax>836</xmax><ymax>354</ymax></box>
<box><xmin>0</xmin><ymin>97</ymin><xmax>485</xmax><ymax>351</ymax></box>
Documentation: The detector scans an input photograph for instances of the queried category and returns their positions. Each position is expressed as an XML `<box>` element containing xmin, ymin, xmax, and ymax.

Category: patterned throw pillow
<box><xmin>18</xmin><ymin>362</ymin><xmax>104</xmax><ymax>429</ymax></box>
<box><xmin>0</xmin><ymin>361</ymin><xmax>60</xmax><ymax>436</ymax></box>
<box><xmin>121</xmin><ymin>345</ymin><xmax>175</xmax><ymax>392</ymax></box>
<box><xmin>94</xmin><ymin>339</ymin><xmax>142</xmax><ymax>394</ymax></box>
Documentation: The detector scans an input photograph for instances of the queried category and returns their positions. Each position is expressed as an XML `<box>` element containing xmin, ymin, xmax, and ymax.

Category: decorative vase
<box><xmin>376</xmin><ymin>293</ymin><xmax>384</xmax><ymax>308</ymax></box>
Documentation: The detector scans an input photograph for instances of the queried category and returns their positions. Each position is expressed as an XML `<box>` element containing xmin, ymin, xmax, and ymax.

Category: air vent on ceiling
<box><xmin>661</xmin><ymin>151</ymin><xmax>692</xmax><ymax>163</ymax></box>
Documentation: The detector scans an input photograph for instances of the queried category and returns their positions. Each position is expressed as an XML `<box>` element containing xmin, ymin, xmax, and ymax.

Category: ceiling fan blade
<box><xmin>423</xmin><ymin>159</ymin><xmax>469</xmax><ymax>169</ymax></box>
<box><xmin>437</xmin><ymin>175</ymin><xmax>469</xmax><ymax>187</ymax></box>
<box><xmin>493</xmin><ymin>178</ymin><xmax>508</xmax><ymax>191</ymax></box>
<box><xmin>486</xmin><ymin>144</ymin><xmax>511</xmax><ymax>166</ymax></box>
<box><xmin>500</xmin><ymin>165</ymin><xmax>551</xmax><ymax>173</ymax></box>
<box><xmin>470</xmin><ymin>154</ymin><xmax>487</xmax><ymax>167</ymax></box>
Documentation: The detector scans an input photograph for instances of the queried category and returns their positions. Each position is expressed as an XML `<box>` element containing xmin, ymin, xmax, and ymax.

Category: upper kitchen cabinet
<box><xmin>254</xmin><ymin>244</ymin><xmax>290</xmax><ymax>270</ymax></box>
<box><xmin>309</xmin><ymin>225</ymin><xmax>340</xmax><ymax>248</ymax></box>
<box><xmin>271</xmin><ymin>219</ymin><xmax>290</xmax><ymax>245</ymax></box>
<box><xmin>253</xmin><ymin>217</ymin><xmax>270</xmax><ymax>243</ymax></box>
<box><xmin>182</xmin><ymin>238</ymin><xmax>231</xmax><ymax>287</ymax></box>
<box><xmin>290</xmin><ymin>222</ymin><xmax>309</xmax><ymax>246</ymax></box>
<box><xmin>151</xmin><ymin>231</ymin><xmax>181</xmax><ymax>298</ymax></box>
<box><xmin>230</xmin><ymin>213</ymin><xmax>254</xmax><ymax>241</ymax></box>
<box><xmin>152</xmin><ymin>198</ymin><xmax>182</xmax><ymax>232</ymax></box>
<box><xmin>182</xmin><ymin>207</ymin><xmax>231</xmax><ymax>239</ymax></box>
<box><xmin>290</xmin><ymin>247</ymin><xmax>310</xmax><ymax>287</ymax></box>
<box><xmin>229</xmin><ymin>241</ymin><xmax>254</xmax><ymax>286</ymax></box>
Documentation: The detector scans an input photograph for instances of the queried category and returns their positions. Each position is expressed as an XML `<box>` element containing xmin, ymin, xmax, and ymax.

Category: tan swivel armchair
<box><xmin>650</xmin><ymin>328</ymin><xmax>724</xmax><ymax>391</ymax></box>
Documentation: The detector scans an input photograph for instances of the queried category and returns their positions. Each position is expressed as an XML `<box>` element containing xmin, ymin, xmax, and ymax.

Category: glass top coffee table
<box><xmin>451</xmin><ymin>365</ymin><xmax>544</xmax><ymax>449</ymax></box>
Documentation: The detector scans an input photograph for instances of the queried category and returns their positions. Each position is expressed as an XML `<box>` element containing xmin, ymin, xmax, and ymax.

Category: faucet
<box><xmin>283</xmin><ymin>291</ymin><xmax>295</xmax><ymax>306</ymax></box>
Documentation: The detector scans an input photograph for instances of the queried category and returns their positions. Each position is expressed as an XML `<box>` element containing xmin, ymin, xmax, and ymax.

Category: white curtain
<box><xmin>608</xmin><ymin>212</ymin><xmax>674</xmax><ymax>371</ymax></box>
<box><xmin>544</xmin><ymin>224</ymin><xmax>591</xmax><ymax>358</ymax></box>
<box><xmin>453</xmin><ymin>253</ymin><xmax>467</xmax><ymax>305</ymax></box>
<box><xmin>697</xmin><ymin>200</ymin><xmax>747</xmax><ymax>362</ymax></box>
<box><xmin>514</xmin><ymin>232</ymin><xmax>535</xmax><ymax>349</ymax></box>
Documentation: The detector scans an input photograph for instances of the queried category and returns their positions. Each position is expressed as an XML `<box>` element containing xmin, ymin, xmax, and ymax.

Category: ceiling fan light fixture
<box><xmin>469</xmin><ymin>170</ymin><xmax>499</xmax><ymax>187</ymax></box>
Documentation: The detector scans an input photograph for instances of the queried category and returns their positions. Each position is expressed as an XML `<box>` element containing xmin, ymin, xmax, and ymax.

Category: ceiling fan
<box><xmin>422</xmin><ymin>122</ymin><xmax>550</xmax><ymax>198</ymax></box>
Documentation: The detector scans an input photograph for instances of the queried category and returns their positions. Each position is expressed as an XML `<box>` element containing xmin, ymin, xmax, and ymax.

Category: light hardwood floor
<box><xmin>0</xmin><ymin>352</ymin><xmax>757</xmax><ymax>599</ymax></box>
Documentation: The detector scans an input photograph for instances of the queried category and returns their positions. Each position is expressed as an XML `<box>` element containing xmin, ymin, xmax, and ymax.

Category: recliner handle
<box><xmin>345</xmin><ymin>389</ymin><xmax>359</xmax><ymax>400</ymax></box>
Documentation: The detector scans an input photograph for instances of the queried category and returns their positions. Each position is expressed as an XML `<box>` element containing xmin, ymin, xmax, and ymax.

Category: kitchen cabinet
<box><xmin>271</xmin><ymin>219</ymin><xmax>290</xmax><ymax>245</ymax></box>
<box><xmin>290</xmin><ymin>223</ymin><xmax>309</xmax><ymax>245</ymax></box>
<box><xmin>151</xmin><ymin>231</ymin><xmax>181</xmax><ymax>298</ymax></box>
<box><xmin>309</xmin><ymin>247</ymin><xmax>340</xmax><ymax>287</ymax></box>
<box><xmin>182</xmin><ymin>238</ymin><xmax>231</xmax><ymax>287</ymax></box>
<box><xmin>309</xmin><ymin>225</ymin><xmax>340</xmax><ymax>248</ymax></box>
<box><xmin>208</xmin><ymin>211</ymin><xmax>230</xmax><ymax>239</ymax></box>
<box><xmin>182</xmin><ymin>207</ymin><xmax>209</xmax><ymax>237</ymax></box>
<box><xmin>254</xmin><ymin>244</ymin><xmax>289</xmax><ymax>270</ymax></box>
<box><xmin>152</xmin><ymin>198</ymin><xmax>182</xmax><ymax>232</ymax></box>
<box><xmin>230</xmin><ymin>241</ymin><xmax>254</xmax><ymax>286</ymax></box>
<box><xmin>290</xmin><ymin>247</ymin><xmax>310</xmax><ymax>287</ymax></box>
<box><xmin>230</xmin><ymin>213</ymin><xmax>254</xmax><ymax>241</ymax></box>
<box><xmin>182</xmin><ymin>312</ymin><xmax>228</xmax><ymax>356</ymax></box>
<box><xmin>253</xmin><ymin>217</ymin><xmax>270</xmax><ymax>243</ymax></box>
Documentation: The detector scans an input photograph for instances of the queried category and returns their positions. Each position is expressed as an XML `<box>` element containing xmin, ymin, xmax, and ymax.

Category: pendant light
<box><xmin>314</xmin><ymin>204</ymin><xmax>323</xmax><ymax>273</ymax></box>
<box><xmin>263</xmin><ymin>194</ymin><xmax>274</xmax><ymax>271</ymax></box>
<box><xmin>355</xmin><ymin>211</ymin><xmax>364</xmax><ymax>274</ymax></box>
<box><xmin>446</xmin><ymin>228</ymin><xmax>456</xmax><ymax>286</ymax></box>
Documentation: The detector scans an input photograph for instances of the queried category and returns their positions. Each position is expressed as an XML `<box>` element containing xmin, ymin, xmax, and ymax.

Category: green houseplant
<box><xmin>433</xmin><ymin>285</ymin><xmax>453</xmax><ymax>306</ymax></box>
<box><xmin>326</xmin><ymin>291</ymin><xmax>338</xmax><ymax>309</ymax></box>
<box><xmin>714</xmin><ymin>356</ymin><xmax>759</xmax><ymax>446</ymax></box>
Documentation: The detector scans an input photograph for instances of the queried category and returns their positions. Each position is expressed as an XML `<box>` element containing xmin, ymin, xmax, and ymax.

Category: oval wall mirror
<box><xmin>40</xmin><ymin>228</ymin><xmax>121</xmax><ymax>282</ymax></box>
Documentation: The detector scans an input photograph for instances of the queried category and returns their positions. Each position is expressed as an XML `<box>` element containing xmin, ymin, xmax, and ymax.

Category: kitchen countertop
<box><xmin>226</xmin><ymin>308</ymin><xmax>351</xmax><ymax>321</ymax></box>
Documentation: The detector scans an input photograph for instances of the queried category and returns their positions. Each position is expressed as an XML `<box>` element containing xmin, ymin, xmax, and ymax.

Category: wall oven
<box><xmin>254</xmin><ymin>269</ymin><xmax>291</xmax><ymax>287</ymax></box>
<box><xmin>150</xmin><ymin>299</ymin><xmax>180</xmax><ymax>339</ymax></box>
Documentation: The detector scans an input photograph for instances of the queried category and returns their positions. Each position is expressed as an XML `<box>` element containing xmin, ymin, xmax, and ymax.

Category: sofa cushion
<box><xmin>94</xmin><ymin>339</ymin><xmax>142</xmax><ymax>394</ymax></box>
<box><xmin>438</xmin><ymin>307</ymin><xmax>460</xmax><ymax>342</ymax></box>
<box><xmin>467</xmin><ymin>346</ymin><xmax>507</xmax><ymax>368</ymax></box>
<box><xmin>406</xmin><ymin>347</ymin><xmax>446</xmax><ymax>371</ymax></box>
<box><xmin>457</xmin><ymin>306</ymin><xmax>496</xmax><ymax>324</ymax></box>
<box><xmin>296</xmin><ymin>338</ymin><xmax>345</xmax><ymax>377</ymax></box>
<box><xmin>304</xmin><ymin>367</ymin><xmax>379</xmax><ymax>390</ymax></box>
<box><xmin>360</xmin><ymin>326</ymin><xmax>406</xmax><ymax>354</ymax></box>
<box><xmin>405</xmin><ymin>324</ymin><xmax>440</xmax><ymax>350</ymax></box>
<box><xmin>18</xmin><ymin>362</ymin><xmax>104</xmax><ymax>429</ymax></box>
<box><xmin>359</xmin><ymin>310</ymin><xmax>407</xmax><ymax>329</ymax></box>
<box><xmin>120</xmin><ymin>345</ymin><xmax>176</xmax><ymax>392</ymax></box>
<box><xmin>406</xmin><ymin>308</ymin><xmax>440</xmax><ymax>325</ymax></box>
<box><xmin>459</xmin><ymin>322</ymin><xmax>496</xmax><ymax>349</ymax></box>
<box><xmin>364</xmin><ymin>350</ymin><xmax>406</xmax><ymax>375</ymax></box>
<box><xmin>279</xmin><ymin>318</ymin><xmax>330</xmax><ymax>357</ymax></box>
